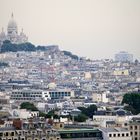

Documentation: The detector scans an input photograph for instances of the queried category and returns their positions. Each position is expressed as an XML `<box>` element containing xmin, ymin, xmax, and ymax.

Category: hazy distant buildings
<box><xmin>0</xmin><ymin>13</ymin><xmax>28</xmax><ymax>46</ymax></box>
<box><xmin>115</xmin><ymin>51</ymin><xmax>133</xmax><ymax>62</ymax></box>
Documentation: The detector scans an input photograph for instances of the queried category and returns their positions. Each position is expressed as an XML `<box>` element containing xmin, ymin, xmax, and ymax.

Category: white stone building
<box><xmin>0</xmin><ymin>13</ymin><xmax>28</xmax><ymax>46</ymax></box>
<box><xmin>100</xmin><ymin>127</ymin><xmax>132</xmax><ymax>140</ymax></box>
<box><xmin>10</xmin><ymin>109</ymin><xmax>39</xmax><ymax>119</ymax></box>
<box><xmin>92</xmin><ymin>92</ymin><xmax>109</xmax><ymax>103</ymax></box>
<box><xmin>10</xmin><ymin>89</ymin><xmax>51</xmax><ymax>101</ymax></box>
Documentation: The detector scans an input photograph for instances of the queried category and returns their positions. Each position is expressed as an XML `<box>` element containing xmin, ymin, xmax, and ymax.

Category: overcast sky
<box><xmin>0</xmin><ymin>0</ymin><xmax>140</xmax><ymax>60</ymax></box>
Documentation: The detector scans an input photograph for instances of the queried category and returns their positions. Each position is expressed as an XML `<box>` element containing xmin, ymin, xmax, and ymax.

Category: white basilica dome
<box><xmin>7</xmin><ymin>13</ymin><xmax>18</xmax><ymax>34</ymax></box>
<box><xmin>8</xmin><ymin>14</ymin><xmax>17</xmax><ymax>28</ymax></box>
<box><xmin>0</xmin><ymin>13</ymin><xmax>28</xmax><ymax>44</ymax></box>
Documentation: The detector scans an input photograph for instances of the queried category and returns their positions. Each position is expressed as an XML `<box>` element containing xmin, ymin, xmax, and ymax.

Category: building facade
<box><xmin>10</xmin><ymin>89</ymin><xmax>50</xmax><ymax>101</ymax></box>
<box><xmin>58</xmin><ymin>129</ymin><xmax>103</xmax><ymax>140</ymax></box>
<box><xmin>100</xmin><ymin>127</ymin><xmax>132</xmax><ymax>140</ymax></box>
<box><xmin>115</xmin><ymin>51</ymin><xmax>133</xmax><ymax>62</ymax></box>
<box><xmin>127</xmin><ymin>117</ymin><xmax>140</xmax><ymax>140</ymax></box>
<box><xmin>10</xmin><ymin>89</ymin><xmax>74</xmax><ymax>101</ymax></box>
<box><xmin>0</xmin><ymin>13</ymin><xmax>28</xmax><ymax>47</ymax></box>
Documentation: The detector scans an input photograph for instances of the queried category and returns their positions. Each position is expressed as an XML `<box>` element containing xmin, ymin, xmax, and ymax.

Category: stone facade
<box><xmin>0</xmin><ymin>13</ymin><xmax>28</xmax><ymax>46</ymax></box>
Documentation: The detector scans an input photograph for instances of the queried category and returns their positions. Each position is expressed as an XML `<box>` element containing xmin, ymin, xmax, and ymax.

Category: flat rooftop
<box><xmin>100</xmin><ymin>127</ymin><xmax>129</xmax><ymax>133</ymax></box>
<box><xmin>58</xmin><ymin>128</ymin><xmax>100</xmax><ymax>133</ymax></box>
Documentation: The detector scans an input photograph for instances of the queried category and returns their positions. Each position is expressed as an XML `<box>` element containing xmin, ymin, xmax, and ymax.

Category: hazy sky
<box><xmin>0</xmin><ymin>0</ymin><xmax>140</xmax><ymax>60</ymax></box>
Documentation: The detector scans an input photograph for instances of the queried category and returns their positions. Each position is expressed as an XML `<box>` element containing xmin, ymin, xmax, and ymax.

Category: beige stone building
<box><xmin>127</xmin><ymin>117</ymin><xmax>140</xmax><ymax>140</ymax></box>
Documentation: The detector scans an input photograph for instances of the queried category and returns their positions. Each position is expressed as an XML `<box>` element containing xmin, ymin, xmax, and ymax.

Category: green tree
<box><xmin>122</xmin><ymin>93</ymin><xmax>140</xmax><ymax>115</ymax></box>
<box><xmin>20</xmin><ymin>102</ymin><xmax>47</xmax><ymax>117</ymax></box>
<box><xmin>124</xmin><ymin>105</ymin><xmax>136</xmax><ymax>115</ymax></box>
<box><xmin>74</xmin><ymin>113</ymin><xmax>88</xmax><ymax>122</ymax></box>
<box><xmin>53</xmin><ymin>114</ymin><xmax>60</xmax><ymax>119</ymax></box>
<box><xmin>39</xmin><ymin>111</ymin><xmax>46</xmax><ymax>118</ymax></box>
<box><xmin>46</xmin><ymin>110</ymin><xmax>55</xmax><ymax>118</ymax></box>
<box><xmin>20</xmin><ymin>102</ymin><xmax>38</xmax><ymax>111</ymax></box>
<box><xmin>63</xmin><ymin>51</ymin><xmax>79</xmax><ymax>60</ymax></box>
<box><xmin>1</xmin><ymin>40</ymin><xmax>16</xmax><ymax>52</ymax></box>
<box><xmin>1</xmin><ymin>40</ymin><xmax>36</xmax><ymax>52</ymax></box>
<box><xmin>46</xmin><ymin>109</ymin><xmax>60</xmax><ymax>119</ymax></box>
<box><xmin>78</xmin><ymin>105</ymin><xmax>97</xmax><ymax>118</ymax></box>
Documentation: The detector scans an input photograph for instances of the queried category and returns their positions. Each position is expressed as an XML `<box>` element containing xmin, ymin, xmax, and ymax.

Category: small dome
<box><xmin>48</xmin><ymin>82</ymin><xmax>57</xmax><ymax>89</ymax></box>
<box><xmin>0</xmin><ymin>28</ymin><xmax>6</xmax><ymax>40</ymax></box>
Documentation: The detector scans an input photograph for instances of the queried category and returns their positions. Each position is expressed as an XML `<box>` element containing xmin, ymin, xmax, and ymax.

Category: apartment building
<box><xmin>10</xmin><ymin>89</ymin><xmax>50</xmax><ymax>101</ymax></box>
<box><xmin>100</xmin><ymin>127</ymin><xmax>132</xmax><ymax>140</ymax></box>
<box><xmin>127</xmin><ymin>117</ymin><xmax>140</xmax><ymax>140</ymax></box>
<box><xmin>0</xmin><ymin>119</ymin><xmax>61</xmax><ymax>140</ymax></box>
<box><xmin>10</xmin><ymin>89</ymin><xmax>74</xmax><ymax>101</ymax></box>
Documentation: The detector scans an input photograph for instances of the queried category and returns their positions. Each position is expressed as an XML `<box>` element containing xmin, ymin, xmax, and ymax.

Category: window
<box><xmin>124</xmin><ymin>123</ymin><xmax>127</xmax><ymax>126</ymax></box>
<box><xmin>0</xmin><ymin>133</ymin><xmax>3</xmax><ymax>136</ymax></box>
<box><xmin>5</xmin><ymin>132</ymin><xmax>8</xmax><ymax>136</ymax></box>
<box><xmin>113</xmin><ymin>134</ymin><xmax>116</xmax><ymax>137</ymax></box>
<box><xmin>68</xmin><ymin>92</ymin><xmax>70</xmax><ymax>96</ymax></box>
<box><xmin>122</xmin><ymin>133</ymin><xmax>124</xmax><ymax>137</ymax></box>
<box><xmin>135</xmin><ymin>132</ymin><xmax>137</xmax><ymax>135</ymax></box>
<box><xmin>135</xmin><ymin>126</ymin><xmax>137</xmax><ymax>130</ymax></box>
<box><xmin>118</xmin><ymin>133</ymin><xmax>120</xmax><ymax>137</ymax></box>
<box><xmin>135</xmin><ymin>138</ymin><xmax>138</xmax><ymax>140</ymax></box>
<box><xmin>109</xmin><ymin>134</ymin><xmax>112</xmax><ymax>137</ymax></box>
<box><xmin>130</xmin><ymin>126</ymin><xmax>133</xmax><ymax>129</ymax></box>
<box><xmin>11</xmin><ymin>132</ymin><xmax>14</xmax><ymax>136</ymax></box>
<box><xmin>126</xmin><ymin>133</ymin><xmax>129</xmax><ymax>137</ymax></box>
<box><xmin>130</xmin><ymin>132</ymin><xmax>133</xmax><ymax>136</ymax></box>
